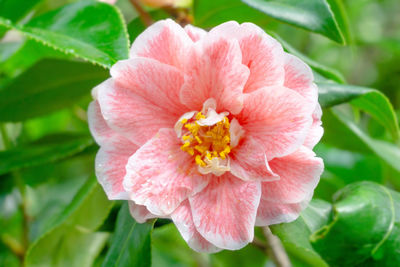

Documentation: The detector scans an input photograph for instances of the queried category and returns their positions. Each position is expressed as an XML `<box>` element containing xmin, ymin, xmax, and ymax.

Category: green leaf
<box><xmin>0</xmin><ymin>39</ymin><xmax>70</xmax><ymax>84</ymax></box>
<box><xmin>241</xmin><ymin>0</ymin><xmax>345</xmax><ymax>43</ymax></box>
<box><xmin>318</xmin><ymin>83</ymin><xmax>400</xmax><ymax>141</ymax></box>
<box><xmin>0</xmin><ymin>59</ymin><xmax>108</xmax><ymax>122</ymax></box>
<box><xmin>0</xmin><ymin>0</ymin><xmax>43</xmax><ymax>37</ymax></box>
<box><xmin>102</xmin><ymin>203</ymin><xmax>155</xmax><ymax>267</ymax></box>
<box><xmin>0</xmin><ymin>133</ymin><xmax>94</xmax><ymax>175</ymax></box>
<box><xmin>0</xmin><ymin>0</ymin><xmax>129</xmax><ymax>68</ymax></box>
<box><xmin>26</xmin><ymin>177</ymin><xmax>113</xmax><ymax>267</ymax></box>
<box><xmin>270</xmin><ymin>33</ymin><xmax>346</xmax><ymax>83</ymax></box>
<box><xmin>194</xmin><ymin>0</ymin><xmax>269</xmax><ymax>28</ymax></box>
<box><xmin>311</xmin><ymin>182</ymin><xmax>400</xmax><ymax>266</ymax></box>
<box><xmin>270</xmin><ymin>199</ymin><xmax>331</xmax><ymax>267</ymax></box>
<box><xmin>0</xmin><ymin>0</ymin><xmax>42</xmax><ymax>22</ymax></box>
<box><xmin>323</xmin><ymin>109</ymin><xmax>400</xmax><ymax>175</ymax></box>
<box><xmin>152</xmin><ymin>223</ymin><xmax>208</xmax><ymax>267</ymax></box>
<box><xmin>326</xmin><ymin>0</ymin><xmax>352</xmax><ymax>44</ymax></box>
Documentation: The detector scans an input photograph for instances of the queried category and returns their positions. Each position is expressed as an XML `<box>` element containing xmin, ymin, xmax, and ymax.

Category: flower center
<box><xmin>180</xmin><ymin>112</ymin><xmax>231</xmax><ymax>168</ymax></box>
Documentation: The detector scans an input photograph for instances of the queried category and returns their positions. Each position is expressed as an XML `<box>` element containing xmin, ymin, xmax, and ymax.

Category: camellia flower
<box><xmin>88</xmin><ymin>19</ymin><xmax>324</xmax><ymax>252</ymax></box>
<box><xmin>98</xmin><ymin>0</ymin><xmax>117</xmax><ymax>5</ymax></box>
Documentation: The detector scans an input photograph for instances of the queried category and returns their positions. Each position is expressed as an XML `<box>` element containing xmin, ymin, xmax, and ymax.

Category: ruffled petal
<box><xmin>230</xmin><ymin>136</ymin><xmax>279</xmax><ymax>181</ymax></box>
<box><xmin>262</xmin><ymin>146</ymin><xmax>323</xmax><ymax>203</ymax></box>
<box><xmin>184</xmin><ymin>24</ymin><xmax>207</xmax><ymax>42</ymax></box>
<box><xmin>237</xmin><ymin>86</ymin><xmax>313</xmax><ymax>159</ymax></box>
<box><xmin>130</xmin><ymin>19</ymin><xmax>193</xmax><ymax>69</ymax></box>
<box><xmin>180</xmin><ymin>35</ymin><xmax>250</xmax><ymax>115</ymax></box>
<box><xmin>255</xmin><ymin>194</ymin><xmax>312</xmax><ymax>226</ymax></box>
<box><xmin>123</xmin><ymin>128</ymin><xmax>210</xmax><ymax>216</ymax></box>
<box><xmin>88</xmin><ymin>101</ymin><xmax>138</xmax><ymax>200</ymax></box>
<box><xmin>208</xmin><ymin>21</ymin><xmax>285</xmax><ymax>93</ymax></box>
<box><xmin>284</xmin><ymin>53</ymin><xmax>317</xmax><ymax>106</ymax></box>
<box><xmin>304</xmin><ymin>104</ymin><xmax>323</xmax><ymax>149</ymax></box>
<box><xmin>171</xmin><ymin>200</ymin><xmax>221</xmax><ymax>253</ymax></box>
<box><xmin>97</xmin><ymin>58</ymin><xmax>189</xmax><ymax>146</ymax></box>
<box><xmin>128</xmin><ymin>201</ymin><xmax>158</xmax><ymax>223</ymax></box>
<box><xmin>189</xmin><ymin>174</ymin><xmax>261</xmax><ymax>250</ymax></box>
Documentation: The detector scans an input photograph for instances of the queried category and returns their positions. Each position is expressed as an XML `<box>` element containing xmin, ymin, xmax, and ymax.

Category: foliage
<box><xmin>0</xmin><ymin>0</ymin><xmax>399</xmax><ymax>266</ymax></box>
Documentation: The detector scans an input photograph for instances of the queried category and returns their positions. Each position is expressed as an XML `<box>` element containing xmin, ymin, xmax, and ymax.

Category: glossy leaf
<box><xmin>25</xmin><ymin>177</ymin><xmax>113</xmax><ymax>267</ymax></box>
<box><xmin>323</xmin><ymin>109</ymin><xmax>400</xmax><ymax>174</ymax></box>
<box><xmin>0</xmin><ymin>59</ymin><xmax>108</xmax><ymax>122</ymax></box>
<box><xmin>102</xmin><ymin>203</ymin><xmax>155</xmax><ymax>267</ymax></box>
<box><xmin>0</xmin><ymin>1</ymin><xmax>129</xmax><ymax>68</ymax></box>
<box><xmin>0</xmin><ymin>39</ymin><xmax>70</xmax><ymax>84</ymax></box>
<box><xmin>271</xmin><ymin>33</ymin><xmax>346</xmax><ymax>83</ymax></box>
<box><xmin>152</xmin><ymin>223</ymin><xmax>207</xmax><ymax>267</ymax></box>
<box><xmin>194</xmin><ymin>0</ymin><xmax>269</xmax><ymax>28</ymax></box>
<box><xmin>318</xmin><ymin>83</ymin><xmax>400</xmax><ymax>141</ymax></box>
<box><xmin>241</xmin><ymin>0</ymin><xmax>345</xmax><ymax>43</ymax></box>
<box><xmin>0</xmin><ymin>0</ymin><xmax>42</xmax><ymax>37</ymax></box>
<box><xmin>326</xmin><ymin>0</ymin><xmax>352</xmax><ymax>44</ymax></box>
<box><xmin>0</xmin><ymin>134</ymin><xmax>94</xmax><ymax>175</ymax></box>
<box><xmin>311</xmin><ymin>182</ymin><xmax>400</xmax><ymax>266</ymax></box>
<box><xmin>270</xmin><ymin>200</ymin><xmax>331</xmax><ymax>267</ymax></box>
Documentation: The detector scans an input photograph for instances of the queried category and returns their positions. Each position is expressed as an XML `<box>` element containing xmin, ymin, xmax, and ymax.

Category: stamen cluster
<box><xmin>180</xmin><ymin>112</ymin><xmax>231</xmax><ymax>168</ymax></box>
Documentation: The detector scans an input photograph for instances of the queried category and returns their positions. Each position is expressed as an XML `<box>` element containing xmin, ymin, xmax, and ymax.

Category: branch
<box><xmin>129</xmin><ymin>0</ymin><xmax>153</xmax><ymax>27</ymax></box>
<box><xmin>263</xmin><ymin>226</ymin><xmax>292</xmax><ymax>267</ymax></box>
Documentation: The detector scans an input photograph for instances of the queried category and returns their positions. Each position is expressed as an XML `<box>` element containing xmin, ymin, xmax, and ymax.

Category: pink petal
<box><xmin>184</xmin><ymin>24</ymin><xmax>207</xmax><ymax>42</ymax></box>
<box><xmin>237</xmin><ymin>86</ymin><xmax>313</xmax><ymax>159</ymax></box>
<box><xmin>283</xmin><ymin>53</ymin><xmax>317</xmax><ymax>105</ymax></box>
<box><xmin>208</xmin><ymin>21</ymin><xmax>285</xmax><ymax>93</ymax></box>
<box><xmin>180</xmin><ymin>36</ymin><xmax>250</xmax><ymax>115</ymax></box>
<box><xmin>88</xmin><ymin>101</ymin><xmax>115</xmax><ymax>146</ymax></box>
<box><xmin>230</xmin><ymin>136</ymin><xmax>279</xmax><ymax>181</ymax></box>
<box><xmin>130</xmin><ymin>19</ymin><xmax>193</xmax><ymax>69</ymax></box>
<box><xmin>189</xmin><ymin>174</ymin><xmax>261</xmax><ymax>250</ymax></box>
<box><xmin>128</xmin><ymin>201</ymin><xmax>158</xmax><ymax>223</ymax></box>
<box><xmin>97</xmin><ymin>58</ymin><xmax>189</xmax><ymax>146</ymax></box>
<box><xmin>255</xmin><ymin>196</ymin><xmax>311</xmax><ymax>226</ymax></box>
<box><xmin>262</xmin><ymin>146</ymin><xmax>323</xmax><ymax>204</ymax></box>
<box><xmin>304</xmin><ymin>104</ymin><xmax>323</xmax><ymax>149</ymax></box>
<box><xmin>88</xmin><ymin>101</ymin><xmax>138</xmax><ymax>200</ymax></box>
<box><xmin>123</xmin><ymin>128</ymin><xmax>210</xmax><ymax>216</ymax></box>
<box><xmin>171</xmin><ymin>200</ymin><xmax>221</xmax><ymax>253</ymax></box>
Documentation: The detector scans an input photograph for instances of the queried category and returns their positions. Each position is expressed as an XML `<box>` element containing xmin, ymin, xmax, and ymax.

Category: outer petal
<box><xmin>184</xmin><ymin>24</ymin><xmax>207</xmax><ymax>42</ymax></box>
<box><xmin>171</xmin><ymin>200</ymin><xmax>221</xmax><ymax>253</ymax></box>
<box><xmin>230</xmin><ymin>136</ymin><xmax>279</xmax><ymax>181</ymax></box>
<box><xmin>237</xmin><ymin>86</ymin><xmax>313</xmax><ymax>159</ymax></box>
<box><xmin>189</xmin><ymin>174</ymin><xmax>261</xmax><ymax>250</ymax></box>
<box><xmin>304</xmin><ymin>104</ymin><xmax>323</xmax><ymax>149</ymax></box>
<box><xmin>255</xmin><ymin>194</ymin><xmax>312</xmax><ymax>226</ymax></box>
<box><xmin>130</xmin><ymin>19</ymin><xmax>193</xmax><ymax>69</ymax></box>
<box><xmin>123</xmin><ymin>128</ymin><xmax>209</xmax><ymax>216</ymax></box>
<box><xmin>128</xmin><ymin>201</ymin><xmax>158</xmax><ymax>223</ymax></box>
<box><xmin>283</xmin><ymin>53</ymin><xmax>317</xmax><ymax>105</ymax></box>
<box><xmin>88</xmin><ymin>101</ymin><xmax>138</xmax><ymax>200</ymax></box>
<box><xmin>262</xmin><ymin>146</ymin><xmax>323</xmax><ymax>204</ymax></box>
<box><xmin>180</xmin><ymin>36</ymin><xmax>250</xmax><ymax>115</ymax></box>
<box><xmin>97</xmin><ymin>58</ymin><xmax>189</xmax><ymax>146</ymax></box>
<box><xmin>208</xmin><ymin>21</ymin><xmax>285</xmax><ymax>93</ymax></box>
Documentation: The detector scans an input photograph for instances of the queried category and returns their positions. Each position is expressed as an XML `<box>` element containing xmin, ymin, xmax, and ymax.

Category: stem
<box><xmin>162</xmin><ymin>6</ymin><xmax>193</xmax><ymax>26</ymax></box>
<box><xmin>262</xmin><ymin>226</ymin><xmax>292</xmax><ymax>267</ymax></box>
<box><xmin>129</xmin><ymin>0</ymin><xmax>153</xmax><ymax>27</ymax></box>
<box><xmin>1</xmin><ymin>124</ymin><xmax>29</xmax><ymax>265</ymax></box>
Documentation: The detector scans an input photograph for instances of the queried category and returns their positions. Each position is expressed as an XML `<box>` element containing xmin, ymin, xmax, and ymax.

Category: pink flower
<box><xmin>98</xmin><ymin>0</ymin><xmax>117</xmax><ymax>5</ymax></box>
<box><xmin>88</xmin><ymin>19</ymin><xmax>324</xmax><ymax>252</ymax></box>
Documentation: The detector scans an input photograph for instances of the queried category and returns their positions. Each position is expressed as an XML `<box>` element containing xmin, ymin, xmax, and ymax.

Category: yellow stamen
<box><xmin>180</xmin><ymin>111</ymin><xmax>232</xmax><ymax>168</ymax></box>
